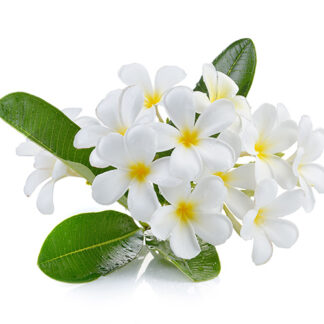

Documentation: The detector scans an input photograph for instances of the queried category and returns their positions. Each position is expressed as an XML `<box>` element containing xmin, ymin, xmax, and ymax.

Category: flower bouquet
<box><xmin>1</xmin><ymin>38</ymin><xmax>323</xmax><ymax>283</ymax></box>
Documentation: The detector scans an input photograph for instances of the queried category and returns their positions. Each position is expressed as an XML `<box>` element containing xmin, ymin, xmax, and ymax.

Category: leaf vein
<box><xmin>39</xmin><ymin>229</ymin><xmax>140</xmax><ymax>265</ymax></box>
<box><xmin>226</xmin><ymin>41</ymin><xmax>250</xmax><ymax>76</ymax></box>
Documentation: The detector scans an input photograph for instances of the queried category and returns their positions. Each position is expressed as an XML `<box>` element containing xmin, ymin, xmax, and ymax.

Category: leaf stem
<box><xmin>155</xmin><ymin>105</ymin><xmax>164</xmax><ymax>123</ymax></box>
<box><xmin>223</xmin><ymin>204</ymin><xmax>242</xmax><ymax>235</ymax></box>
<box><xmin>139</xmin><ymin>221</ymin><xmax>151</xmax><ymax>230</ymax></box>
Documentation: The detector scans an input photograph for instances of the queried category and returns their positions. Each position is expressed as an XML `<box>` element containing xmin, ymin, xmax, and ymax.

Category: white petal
<box><xmin>255</xmin><ymin>157</ymin><xmax>273</xmax><ymax>183</ymax></box>
<box><xmin>253</xmin><ymin>103</ymin><xmax>277</xmax><ymax>137</ymax></box>
<box><xmin>240</xmin><ymin>209</ymin><xmax>258</xmax><ymax>240</ymax></box>
<box><xmin>191</xmin><ymin>176</ymin><xmax>226</xmax><ymax>210</ymax></box>
<box><xmin>150</xmin><ymin>122</ymin><xmax>178</xmax><ymax>152</ymax></box>
<box><xmin>73</xmin><ymin>125</ymin><xmax>110</xmax><ymax>149</ymax></box>
<box><xmin>125</xmin><ymin>125</ymin><xmax>157</xmax><ymax>164</ymax></box>
<box><xmin>215</xmin><ymin>71</ymin><xmax>239</xmax><ymax>99</ymax></box>
<box><xmin>92</xmin><ymin>170</ymin><xmax>130</xmax><ymax>205</ymax></box>
<box><xmin>150</xmin><ymin>205</ymin><xmax>177</xmax><ymax>240</ymax></box>
<box><xmin>266</xmin><ymin>120</ymin><xmax>297</xmax><ymax>154</ymax></box>
<box><xmin>227</xmin><ymin>115</ymin><xmax>242</xmax><ymax>133</ymax></box>
<box><xmin>193</xmin><ymin>91</ymin><xmax>210</xmax><ymax>113</ymax></box>
<box><xmin>192</xmin><ymin>212</ymin><xmax>232</xmax><ymax>245</ymax></box>
<box><xmin>149</xmin><ymin>157</ymin><xmax>182</xmax><ymax>187</ymax></box>
<box><xmin>276</xmin><ymin>103</ymin><xmax>291</xmax><ymax>124</ymax></box>
<box><xmin>34</xmin><ymin>151</ymin><xmax>55</xmax><ymax>169</ymax></box>
<box><xmin>118</xmin><ymin>63</ymin><xmax>153</xmax><ymax>93</ymax></box>
<box><xmin>202</xmin><ymin>63</ymin><xmax>218</xmax><ymax>102</ymax></box>
<box><xmin>302</xmin><ymin>129</ymin><xmax>324</xmax><ymax>163</ymax></box>
<box><xmin>218</xmin><ymin>130</ymin><xmax>242</xmax><ymax>162</ymax></box>
<box><xmin>252</xmin><ymin>229</ymin><xmax>273</xmax><ymax>265</ymax></box>
<box><xmin>96</xmin><ymin>89</ymin><xmax>122</xmax><ymax>129</ymax></box>
<box><xmin>134</xmin><ymin>108</ymin><xmax>156</xmax><ymax>125</ymax></box>
<box><xmin>170</xmin><ymin>223</ymin><xmax>200</xmax><ymax>259</ymax></box>
<box><xmin>52</xmin><ymin>160</ymin><xmax>68</xmax><ymax>180</ymax></box>
<box><xmin>231</xmin><ymin>96</ymin><xmax>251</xmax><ymax>119</ymax></box>
<box><xmin>197</xmin><ymin>138</ymin><xmax>235</xmax><ymax>172</ymax></box>
<box><xmin>96</xmin><ymin>133</ymin><xmax>129</xmax><ymax>168</ymax></box>
<box><xmin>263</xmin><ymin>219</ymin><xmax>298</xmax><ymax>248</ymax></box>
<box><xmin>74</xmin><ymin>116</ymin><xmax>100</xmax><ymax>128</ymax></box>
<box><xmin>267</xmin><ymin>155</ymin><xmax>297</xmax><ymax>189</ymax></box>
<box><xmin>159</xmin><ymin>182</ymin><xmax>191</xmax><ymax>205</ymax></box>
<box><xmin>37</xmin><ymin>180</ymin><xmax>55</xmax><ymax>214</ymax></box>
<box><xmin>120</xmin><ymin>86</ymin><xmax>144</xmax><ymax>128</ymax></box>
<box><xmin>169</xmin><ymin>146</ymin><xmax>202</xmax><ymax>180</ymax></box>
<box><xmin>62</xmin><ymin>108</ymin><xmax>82</xmax><ymax>120</ymax></box>
<box><xmin>89</xmin><ymin>148</ymin><xmax>110</xmax><ymax>168</ymax></box>
<box><xmin>163</xmin><ymin>86</ymin><xmax>195</xmax><ymax>130</ymax></box>
<box><xmin>24</xmin><ymin>170</ymin><xmax>51</xmax><ymax>196</ymax></box>
<box><xmin>265</xmin><ymin>189</ymin><xmax>303</xmax><ymax>217</ymax></box>
<box><xmin>292</xmin><ymin>147</ymin><xmax>304</xmax><ymax>176</ymax></box>
<box><xmin>195</xmin><ymin>99</ymin><xmax>236</xmax><ymax>137</ymax></box>
<box><xmin>16</xmin><ymin>141</ymin><xmax>42</xmax><ymax>156</ymax></box>
<box><xmin>154</xmin><ymin>66</ymin><xmax>186</xmax><ymax>94</ymax></box>
<box><xmin>227</xmin><ymin>163</ymin><xmax>256</xmax><ymax>190</ymax></box>
<box><xmin>300</xmin><ymin>176</ymin><xmax>315</xmax><ymax>212</ymax></box>
<box><xmin>254</xmin><ymin>179</ymin><xmax>278</xmax><ymax>209</ymax></box>
<box><xmin>300</xmin><ymin>163</ymin><xmax>324</xmax><ymax>193</ymax></box>
<box><xmin>225</xmin><ymin>187</ymin><xmax>254</xmax><ymax>219</ymax></box>
<box><xmin>241</xmin><ymin>122</ymin><xmax>258</xmax><ymax>155</ymax></box>
<box><xmin>128</xmin><ymin>182</ymin><xmax>159</xmax><ymax>222</ymax></box>
<box><xmin>298</xmin><ymin>115</ymin><xmax>313</xmax><ymax>147</ymax></box>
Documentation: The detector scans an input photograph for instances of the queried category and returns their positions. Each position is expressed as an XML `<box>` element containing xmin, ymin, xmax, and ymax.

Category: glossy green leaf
<box><xmin>194</xmin><ymin>38</ymin><xmax>257</xmax><ymax>97</ymax></box>
<box><xmin>38</xmin><ymin>210</ymin><xmax>143</xmax><ymax>283</ymax></box>
<box><xmin>146</xmin><ymin>234</ymin><xmax>221</xmax><ymax>282</ymax></box>
<box><xmin>0</xmin><ymin>92</ymin><xmax>108</xmax><ymax>183</ymax></box>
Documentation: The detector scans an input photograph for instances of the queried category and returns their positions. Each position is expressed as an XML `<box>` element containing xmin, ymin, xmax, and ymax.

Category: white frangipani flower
<box><xmin>240</xmin><ymin>179</ymin><xmax>303</xmax><ymax>265</ymax></box>
<box><xmin>74</xmin><ymin>85</ymin><xmax>154</xmax><ymax>168</ymax></box>
<box><xmin>91</xmin><ymin>125</ymin><xmax>181</xmax><ymax>222</ymax></box>
<box><xmin>292</xmin><ymin>116</ymin><xmax>324</xmax><ymax>212</ymax></box>
<box><xmin>16</xmin><ymin>108</ymin><xmax>96</xmax><ymax>214</ymax></box>
<box><xmin>119</xmin><ymin>63</ymin><xmax>186</xmax><ymax>109</ymax></box>
<box><xmin>241</xmin><ymin>103</ymin><xmax>298</xmax><ymax>189</ymax></box>
<box><xmin>202</xmin><ymin>130</ymin><xmax>255</xmax><ymax>219</ymax></box>
<box><xmin>151</xmin><ymin>86</ymin><xmax>236</xmax><ymax>180</ymax></box>
<box><xmin>194</xmin><ymin>63</ymin><xmax>251</xmax><ymax>128</ymax></box>
<box><xmin>150</xmin><ymin>176</ymin><xmax>233</xmax><ymax>259</ymax></box>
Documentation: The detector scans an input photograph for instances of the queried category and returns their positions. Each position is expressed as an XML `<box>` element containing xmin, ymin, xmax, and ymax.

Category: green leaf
<box><xmin>38</xmin><ymin>210</ymin><xmax>144</xmax><ymax>283</ymax></box>
<box><xmin>0</xmin><ymin>92</ymin><xmax>109</xmax><ymax>183</ymax></box>
<box><xmin>146</xmin><ymin>234</ymin><xmax>221</xmax><ymax>282</ymax></box>
<box><xmin>194</xmin><ymin>38</ymin><xmax>257</xmax><ymax>97</ymax></box>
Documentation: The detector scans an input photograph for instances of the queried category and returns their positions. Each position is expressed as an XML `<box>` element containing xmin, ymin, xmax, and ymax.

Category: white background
<box><xmin>0</xmin><ymin>0</ymin><xmax>324</xmax><ymax>323</ymax></box>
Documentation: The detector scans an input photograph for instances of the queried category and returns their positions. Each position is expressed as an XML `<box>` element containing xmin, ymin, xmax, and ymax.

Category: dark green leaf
<box><xmin>153</xmin><ymin>183</ymin><xmax>168</xmax><ymax>206</ymax></box>
<box><xmin>146</xmin><ymin>234</ymin><xmax>221</xmax><ymax>282</ymax></box>
<box><xmin>0</xmin><ymin>92</ymin><xmax>109</xmax><ymax>183</ymax></box>
<box><xmin>194</xmin><ymin>38</ymin><xmax>257</xmax><ymax>97</ymax></box>
<box><xmin>38</xmin><ymin>210</ymin><xmax>143</xmax><ymax>283</ymax></box>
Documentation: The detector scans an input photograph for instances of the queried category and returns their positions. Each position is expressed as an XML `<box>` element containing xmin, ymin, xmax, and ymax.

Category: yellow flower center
<box><xmin>214</xmin><ymin>171</ymin><xmax>232</xmax><ymax>186</ymax></box>
<box><xmin>209</xmin><ymin>89</ymin><xmax>227</xmax><ymax>103</ymax></box>
<box><xmin>178</xmin><ymin>128</ymin><xmax>200</xmax><ymax>148</ymax></box>
<box><xmin>128</xmin><ymin>162</ymin><xmax>151</xmax><ymax>182</ymax></box>
<box><xmin>254</xmin><ymin>139</ymin><xmax>270</xmax><ymax>160</ymax></box>
<box><xmin>254</xmin><ymin>208</ymin><xmax>266</xmax><ymax>226</ymax></box>
<box><xmin>144</xmin><ymin>92</ymin><xmax>162</xmax><ymax>109</ymax></box>
<box><xmin>117</xmin><ymin>127</ymin><xmax>128</xmax><ymax>136</ymax></box>
<box><xmin>175</xmin><ymin>201</ymin><xmax>196</xmax><ymax>223</ymax></box>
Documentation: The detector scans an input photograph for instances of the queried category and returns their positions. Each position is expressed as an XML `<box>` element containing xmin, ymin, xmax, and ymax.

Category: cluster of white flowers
<box><xmin>18</xmin><ymin>63</ymin><xmax>324</xmax><ymax>265</ymax></box>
